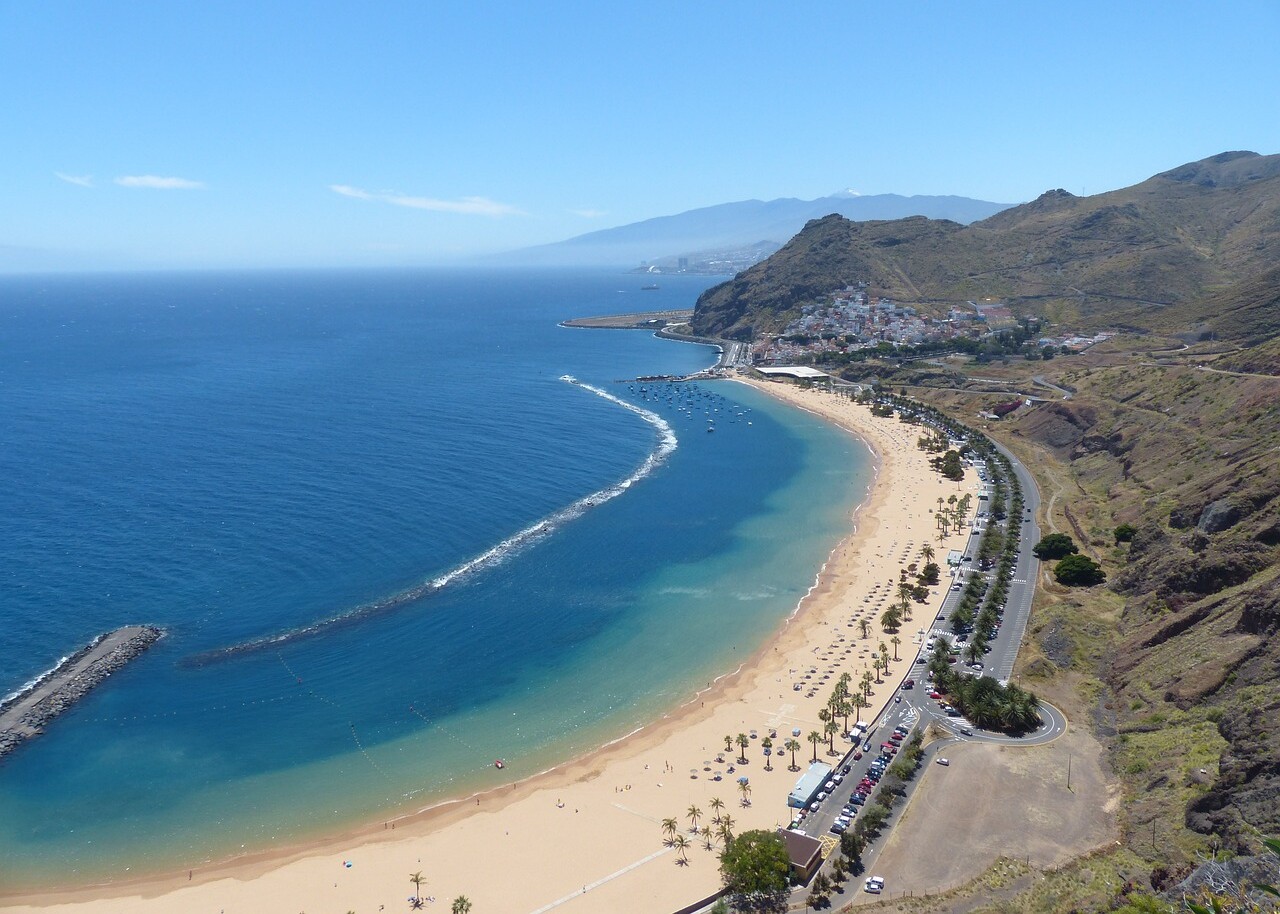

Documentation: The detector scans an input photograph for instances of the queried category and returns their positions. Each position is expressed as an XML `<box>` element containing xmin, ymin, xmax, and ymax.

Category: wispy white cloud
<box><xmin>55</xmin><ymin>172</ymin><xmax>94</xmax><ymax>188</ymax></box>
<box><xmin>329</xmin><ymin>184</ymin><xmax>522</xmax><ymax>217</ymax></box>
<box><xmin>329</xmin><ymin>184</ymin><xmax>373</xmax><ymax>200</ymax></box>
<box><xmin>115</xmin><ymin>175</ymin><xmax>205</xmax><ymax>190</ymax></box>
<box><xmin>571</xmin><ymin>208</ymin><xmax>607</xmax><ymax>218</ymax></box>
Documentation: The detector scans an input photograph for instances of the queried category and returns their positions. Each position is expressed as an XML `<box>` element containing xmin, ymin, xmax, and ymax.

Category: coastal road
<box><xmin>791</xmin><ymin>437</ymin><xmax>1056</xmax><ymax>850</ymax></box>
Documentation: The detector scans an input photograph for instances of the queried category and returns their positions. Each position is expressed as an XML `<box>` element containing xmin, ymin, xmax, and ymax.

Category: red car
<box><xmin>929</xmin><ymin>691</ymin><xmax>942</xmax><ymax>699</ymax></box>
<box><xmin>853</xmin><ymin>749</ymin><xmax>863</xmax><ymax>760</ymax></box>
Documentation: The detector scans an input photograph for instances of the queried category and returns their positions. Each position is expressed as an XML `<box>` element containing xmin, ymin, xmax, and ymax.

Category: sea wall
<box><xmin>0</xmin><ymin>625</ymin><xmax>163</xmax><ymax>760</ymax></box>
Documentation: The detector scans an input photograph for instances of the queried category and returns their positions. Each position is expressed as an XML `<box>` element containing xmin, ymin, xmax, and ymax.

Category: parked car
<box><xmin>936</xmin><ymin>757</ymin><xmax>950</xmax><ymax>766</ymax></box>
<box><xmin>865</xmin><ymin>876</ymin><xmax>885</xmax><ymax>894</ymax></box>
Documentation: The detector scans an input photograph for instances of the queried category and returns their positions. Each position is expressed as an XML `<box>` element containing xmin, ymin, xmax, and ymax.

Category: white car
<box><xmin>936</xmin><ymin>757</ymin><xmax>950</xmax><ymax>766</ymax></box>
<box><xmin>864</xmin><ymin>876</ymin><xmax>885</xmax><ymax>894</ymax></box>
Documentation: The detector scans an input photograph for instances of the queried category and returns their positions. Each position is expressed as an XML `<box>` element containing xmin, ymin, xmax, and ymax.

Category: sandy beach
<box><xmin>2</xmin><ymin>380</ymin><xmax>978</xmax><ymax>914</ymax></box>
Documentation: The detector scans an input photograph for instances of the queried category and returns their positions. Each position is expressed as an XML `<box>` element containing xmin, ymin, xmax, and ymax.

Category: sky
<box><xmin>4</xmin><ymin>1</ymin><xmax>1279</xmax><ymax>272</ymax></box>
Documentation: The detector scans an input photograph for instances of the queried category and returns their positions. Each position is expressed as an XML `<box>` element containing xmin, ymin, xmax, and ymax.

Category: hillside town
<box><xmin>753</xmin><ymin>285</ymin><xmax>1114</xmax><ymax>365</ymax></box>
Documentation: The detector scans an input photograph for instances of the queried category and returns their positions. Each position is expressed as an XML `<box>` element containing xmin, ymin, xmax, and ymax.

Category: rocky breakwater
<box><xmin>0</xmin><ymin>625</ymin><xmax>163</xmax><ymax>760</ymax></box>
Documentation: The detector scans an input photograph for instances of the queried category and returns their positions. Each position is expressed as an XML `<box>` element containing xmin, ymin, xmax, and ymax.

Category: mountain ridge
<box><xmin>691</xmin><ymin>150</ymin><xmax>1280</xmax><ymax>339</ymax></box>
<box><xmin>498</xmin><ymin>192</ymin><xmax>1013</xmax><ymax>267</ymax></box>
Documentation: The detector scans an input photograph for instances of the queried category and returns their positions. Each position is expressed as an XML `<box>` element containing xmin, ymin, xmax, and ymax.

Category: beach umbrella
<box><xmin>737</xmin><ymin>776</ymin><xmax>749</xmax><ymax>784</ymax></box>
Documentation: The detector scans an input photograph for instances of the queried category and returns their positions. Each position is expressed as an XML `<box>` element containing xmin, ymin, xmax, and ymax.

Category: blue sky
<box><xmin>4</xmin><ymin>1</ymin><xmax>1279</xmax><ymax>271</ymax></box>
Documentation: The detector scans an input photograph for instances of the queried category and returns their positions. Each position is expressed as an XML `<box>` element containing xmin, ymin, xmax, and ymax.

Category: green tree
<box><xmin>1033</xmin><ymin>532</ymin><xmax>1078</xmax><ymax>560</ymax></box>
<box><xmin>1054</xmin><ymin>553</ymin><xmax>1106</xmax><ymax>586</ymax></box>
<box><xmin>808</xmin><ymin>729</ymin><xmax>823</xmax><ymax>762</ymax></box>
<box><xmin>451</xmin><ymin>897</ymin><xmax>472</xmax><ymax>914</ymax></box>
<box><xmin>409</xmin><ymin>871</ymin><xmax>426</xmax><ymax>909</ymax></box>
<box><xmin>858</xmin><ymin>618</ymin><xmax>871</xmax><ymax>639</ymax></box>
<box><xmin>736</xmin><ymin>732</ymin><xmax>750</xmax><ymax>764</ymax></box>
<box><xmin>1114</xmin><ymin>523</ymin><xmax>1138</xmax><ymax>544</ymax></box>
<box><xmin>718</xmin><ymin>829</ymin><xmax>791</xmax><ymax>905</ymax></box>
<box><xmin>672</xmin><ymin>833</ymin><xmax>691</xmax><ymax>865</ymax></box>
<box><xmin>761</xmin><ymin>736</ymin><xmax>774</xmax><ymax>771</ymax></box>
<box><xmin>890</xmin><ymin>635</ymin><xmax>901</xmax><ymax>661</ymax></box>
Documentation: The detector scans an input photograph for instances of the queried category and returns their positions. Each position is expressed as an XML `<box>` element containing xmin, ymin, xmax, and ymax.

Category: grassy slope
<box><xmin>872</xmin><ymin>340</ymin><xmax>1280</xmax><ymax>908</ymax></box>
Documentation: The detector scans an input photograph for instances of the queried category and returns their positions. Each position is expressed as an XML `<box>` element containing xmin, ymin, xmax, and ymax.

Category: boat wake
<box><xmin>183</xmin><ymin>377</ymin><xmax>676</xmax><ymax>667</ymax></box>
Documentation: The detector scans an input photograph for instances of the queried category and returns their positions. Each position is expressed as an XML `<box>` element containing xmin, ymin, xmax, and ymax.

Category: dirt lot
<box><xmin>851</xmin><ymin>715</ymin><xmax>1118</xmax><ymax>904</ymax></box>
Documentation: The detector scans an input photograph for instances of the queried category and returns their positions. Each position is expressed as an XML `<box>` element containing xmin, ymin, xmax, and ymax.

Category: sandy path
<box><xmin>2</xmin><ymin>381</ymin><xmax>977</xmax><ymax>914</ymax></box>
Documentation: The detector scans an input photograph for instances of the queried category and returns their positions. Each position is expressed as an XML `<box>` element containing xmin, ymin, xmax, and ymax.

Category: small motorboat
<box><xmin>494</xmin><ymin>759</ymin><xmax>505</xmax><ymax>769</ymax></box>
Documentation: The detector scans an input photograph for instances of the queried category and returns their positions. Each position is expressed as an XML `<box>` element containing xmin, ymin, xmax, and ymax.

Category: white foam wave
<box><xmin>187</xmin><ymin>377</ymin><xmax>677</xmax><ymax>664</ymax></box>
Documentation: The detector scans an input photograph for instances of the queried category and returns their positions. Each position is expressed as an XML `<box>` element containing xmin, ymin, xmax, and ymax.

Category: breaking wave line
<box><xmin>183</xmin><ymin>376</ymin><xmax>676</xmax><ymax>666</ymax></box>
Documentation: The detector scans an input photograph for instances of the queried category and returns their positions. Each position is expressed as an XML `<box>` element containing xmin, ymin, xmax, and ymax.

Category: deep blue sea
<box><xmin>0</xmin><ymin>268</ymin><xmax>870</xmax><ymax>887</ymax></box>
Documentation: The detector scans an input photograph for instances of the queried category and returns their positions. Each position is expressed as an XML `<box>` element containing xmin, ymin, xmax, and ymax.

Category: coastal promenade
<box><xmin>0</xmin><ymin>626</ymin><xmax>162</xmax><ymax>759</ymax></box>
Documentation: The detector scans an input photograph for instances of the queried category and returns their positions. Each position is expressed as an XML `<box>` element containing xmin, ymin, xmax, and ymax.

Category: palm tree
<box><xmin>708</xmin><ymin>796</ymin><xmax>725</xmax><ymax>824</ymax></box>
<box><xmin>817</xmin><ymin>706</ymin><xmax>831</xmax><ymax>736</ymax></box>
<box><xmin>718</xmin><ymin>815</ymin><xmax>736</xmax><ymax>847</ymax></box>
<box><xmin>761</xmin><ymin>736</ymin><xmax>774</xmax><ymax>770</ymax></box>
<box><xmin>672</xmin><ymin>834</ymin><xmax>690</xmax><ymax>865</ymax></box>
<box><xmin>451</xmin><ymin>897</ymin><xmax>472</xmax><ymax>914</ymax></box>
<box><xmin>738</xmin><ymin>781</ymin><xmax>752</xmax><ymax>807</ymax></box>
<box><xmin>784</xmin><ymin>738</ymin><xmax>801</xmax><ymax>771</ymax></box>
<box><xmin>871</xmin><ymin>656</ymin><xmax>882</xmax><ymax>683</ymax></box>
<box><xmin>736</xmin><ymin>732</ymin><xmax>749</xmax><ymax>764</ymax></box>
<box><xmin>825</xmin><ymin>720</ymin><xmax>840</xmax><ymax>754</ymax></box>
<box><xmin>849</xmin><ymin>691</ymin><xmax>870</xmax><ymax>727</ymax></box>
<box><xmin>880</xmin><ymin>646</ymin><xmax>891</xmax><ymax>676</ymax></box>
<box><xmin>723</xmin><ymin>734</ymin><xmax>733</xmax><ymax>754</ymax></box>
<box><xmin>897</xmin><ymin>580</ymin><xmax>914</xmax><ymax>606</ymax></box>
<box><xmin>836</xmin><ymin>698</ymin><xmax>853</xmax><ymax>734</ymax></box>
<box><xmin>409</xmin><ymin>871</ymin><xmax>426</xmax><ymax>909</ymax></box>
<box><xmin>880</xmin><ymin>606</ymin><xmax>901</xmax><ymax>632</ymax></box>
<box><xmin>891</xmin><ymin>635</ymin><xmax>901</xmax><ymax>661</ymax></box>
<box><xmin>687</xmin><ymin>804</ymin><xmax>702</xmax><ymax>833</ymax></box>
<box><xmin>701</xmin><ymin>824</ymin><xmax>714</xmax><ymax>850</ymax></box>
<box><xmin>661</xmin><ymin>817</ymin><xmax>679</xmax><ymax>846</ymax></box>
<box><xmin>921</xmin><ymin>544</ymin><xmax>935</xmax><ymax>564</ymax></box>
<box><xmin>860</xmin><ymin>670</ymin><xmax>874</xmax><ymax>699</ymax></box>
<box><xmin>858</xmin><ymin>618</ymin><xmax>871</xmax><ymax>639</ymax></box>
<box><xmin>807</xmin><ymin>730</ymin><xmax>822</xmax><ymax>762</ymax></box>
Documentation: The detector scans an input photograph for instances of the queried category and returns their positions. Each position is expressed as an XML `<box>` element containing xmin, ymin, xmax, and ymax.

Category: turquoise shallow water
<box><xmin>0</xmin><ymin>268</ymin><xmax>870</xmax><ymax>887</ymax></box>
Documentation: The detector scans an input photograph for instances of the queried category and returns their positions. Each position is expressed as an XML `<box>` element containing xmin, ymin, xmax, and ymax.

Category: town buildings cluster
<box><xmin>753</xmin><ymin>285</ymin><xmax>1110</xmax><ymax>365</ymax></box>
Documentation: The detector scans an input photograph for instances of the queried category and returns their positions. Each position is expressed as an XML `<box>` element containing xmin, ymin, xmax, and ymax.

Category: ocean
<box><xmin>0</xmin><ymin>267</ymin><xmax>871</xmax><ymax>887</ymax></box>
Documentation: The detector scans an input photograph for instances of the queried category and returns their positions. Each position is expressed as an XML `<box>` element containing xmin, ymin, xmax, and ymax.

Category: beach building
<box><xmin>756</xmin><ymin>365</ymin><xmax>830</xmax><ymax>382</ymax></box>
<box><xmin>947</xmin><ymin>549</ymin><xmax>963</xmax><ymax>567</ymax></box>
<box><xmin>777</xmin><ymin>828</ymin><xmax>825</xmax><ymax>883</ymax></box>
<box><xmin>787</xmin><ymin>761</ymin><xmax>833</xmax><ymax>809</ymax></box>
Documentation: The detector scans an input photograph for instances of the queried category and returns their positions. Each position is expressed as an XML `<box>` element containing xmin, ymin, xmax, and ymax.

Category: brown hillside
<box><xmin>693</xmin><ymin>151</ymin><xmax>1280</xmax><ymax>338</ymax></box>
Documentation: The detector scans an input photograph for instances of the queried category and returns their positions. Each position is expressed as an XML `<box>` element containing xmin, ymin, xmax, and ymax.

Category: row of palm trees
<box><xmin>661</xmin><ymin>798</ymin><xmax>739</xmax><ymax>864</ymax></box>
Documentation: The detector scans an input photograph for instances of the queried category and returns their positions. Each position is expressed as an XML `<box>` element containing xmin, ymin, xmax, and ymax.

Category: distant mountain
<box><xmin>692</xmin><ymin>151</ymin><xmax>1280</xmax><ymax>339</ymax></box>
<box><xmin>499</xmin><ymin>193</ymin><xmax>1013</xmax><ymax>267</ymax></box>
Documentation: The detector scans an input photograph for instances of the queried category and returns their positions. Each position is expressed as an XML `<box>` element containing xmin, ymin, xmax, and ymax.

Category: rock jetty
<box><xmin>0</xmin><ymin>625</ymin><xmax>163</xmax><ymax>760</ymax></box>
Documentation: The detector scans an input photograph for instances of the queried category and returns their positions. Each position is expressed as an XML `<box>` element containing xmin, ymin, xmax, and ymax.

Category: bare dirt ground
<box><xmin>849</xmin><ymin>705</ymin><xmax>1117</xmax><ymax>906</ymax></box>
